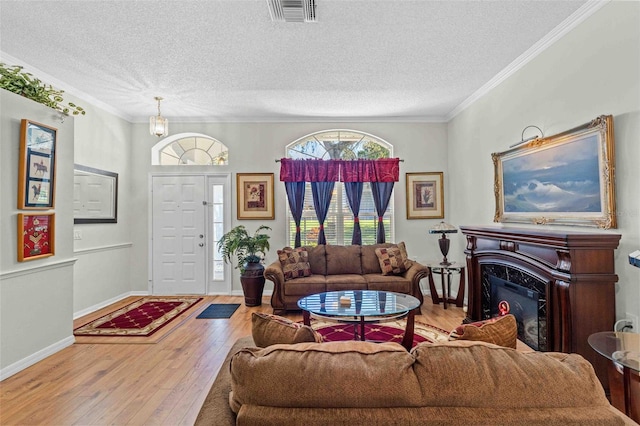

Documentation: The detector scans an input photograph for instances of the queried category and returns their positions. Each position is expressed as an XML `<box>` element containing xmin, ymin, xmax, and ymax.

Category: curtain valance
<box><xmin>279</xmin><ymin>159</ymin><xmax>340</xmax><ymax>182</ymax></box>
<box><xmin>340</xmin><ymin>158</ymin><xmax>399</xmax><ymax>182</ymax></box>
<box><xmin>279</xmin><ymin>158</ymin><xmax>400</xmax><ymax>183</ymax></box>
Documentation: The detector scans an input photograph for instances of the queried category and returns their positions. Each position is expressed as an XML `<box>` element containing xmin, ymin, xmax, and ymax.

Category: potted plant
<box><xmin>217</xmin><ymin>225</ymin><xmax>271</xmax><ymax>306</ymax></box>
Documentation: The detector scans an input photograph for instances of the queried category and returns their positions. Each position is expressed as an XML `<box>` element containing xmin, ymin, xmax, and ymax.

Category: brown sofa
<box><xmin>265</xmin><ymin>244</ymin><xmax>429</xmax><ymax>314</ymax></box>
<box><xmin>195</xmin><ymin>337</ymin><xmax>636</xmax><ymax>425</ymax></box>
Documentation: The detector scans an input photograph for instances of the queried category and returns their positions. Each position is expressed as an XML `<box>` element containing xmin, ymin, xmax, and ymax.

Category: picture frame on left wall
<box><xmin>18</xmin><ymin>119</ymin><xmax>57</xmax><ymax>209</ymax></box>
<box><xmin>18</xmin><ymin>212</ymin><xmax>55</xmax><ymax>262</ymax></box>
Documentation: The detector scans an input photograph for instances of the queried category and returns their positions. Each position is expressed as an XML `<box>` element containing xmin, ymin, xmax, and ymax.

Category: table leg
<box><xmin>628</xmin><ymin>366</ymin><xmax>640</xmax><ymax>422</ymax></box>
<box><xmin>360</xmin><ymin>317</ymin><xmax>366</xmax><ymax>341</ymax></box>
<box><xmin>440</xmin><ymin>271</ymin><xmax>447</xmax><ymax>309</ymax></box>
<box><xmin>455</xmin><ymin>267</ymin><xmax>466</xmax><ymax>307</ymax></box>
<box><xmin>428</xmin><ymin>268</ymin><xmax>440</xmax><ymax>304</ymax></box>
<box><xmin>303</xmin><ymin>310</ymin><xmax>311</xmax><ymax>326</ymax></box>
<box><xmin>624</xmin><ymin>366</ymin><xmax>632</xmax><ymax>418</ymax></box>
<box><xmin>401</xmin><ymin>310</ymin><xmax>415</xmax><ymax>351</ymax></box>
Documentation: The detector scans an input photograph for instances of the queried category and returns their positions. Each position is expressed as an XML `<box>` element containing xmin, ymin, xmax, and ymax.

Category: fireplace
<box><xmin>461</xmin><ymin>226</ymin><xmax>620</xmax><ymax>392</ymax></box>
<box><xmin>482</xmin><ymin>265</ymin><xmax>547</xmax><ymax>351</ymax></box>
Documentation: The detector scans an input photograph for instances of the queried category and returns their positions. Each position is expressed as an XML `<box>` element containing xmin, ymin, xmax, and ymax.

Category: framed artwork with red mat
<box><xmin>18</xmin><ymin>212</ymin><xmax>55</xmax><ymax>262</ymax></box>
<box><xmin>74</xmin><ymin>296</ymin><xmax>202</xmax><ymax>337</ymax></box>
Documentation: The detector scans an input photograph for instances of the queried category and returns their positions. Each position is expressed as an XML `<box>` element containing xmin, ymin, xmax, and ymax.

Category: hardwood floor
<box><xmin>0</xmin><ymin>295</ymin><xmax>466</xmax><ymax>425</ymax></box>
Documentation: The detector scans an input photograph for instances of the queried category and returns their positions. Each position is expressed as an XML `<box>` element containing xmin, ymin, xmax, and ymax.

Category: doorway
<box><xmin>151</xmin><ymin>174</ymin><xmax>231</xmax><ymax>295</ymax></box>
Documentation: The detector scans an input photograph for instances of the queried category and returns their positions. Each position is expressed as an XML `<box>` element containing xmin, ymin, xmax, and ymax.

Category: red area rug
<box><xmin>74</xmin><ymin>296</ymin><xmax>202</xmax><ymax>337</ymax></box>
<box><xmin>312</xmin><ymin>319</ymin><xmax>450</xmax><ymax>348</ymax></box>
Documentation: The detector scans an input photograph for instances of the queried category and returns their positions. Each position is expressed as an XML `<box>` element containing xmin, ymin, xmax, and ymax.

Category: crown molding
<box><xmin>445</xmin><ymin>0</ymin><xmax>610</xmax><ymax>121</ymax></box>
<box><xmin>130</xmin><ymin>114</ymin><xmax>447</xmax><ymax>124</ymax></box>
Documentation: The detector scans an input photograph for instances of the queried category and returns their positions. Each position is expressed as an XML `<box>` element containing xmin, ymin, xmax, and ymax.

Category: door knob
<box><xmin>199</xmin><ymin>234</ymin><xmax>204</xmax><ymax>239</ymax></box>
<box><xmin>199</xmin><ymin>243</ymin><xmax>205</xmax><ymax>247</ymax></box>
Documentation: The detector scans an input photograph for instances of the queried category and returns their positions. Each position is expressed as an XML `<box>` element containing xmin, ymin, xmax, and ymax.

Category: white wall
<box><xmin>447</xmin><ymin>1</ymin><xmax>640</xmax><ymax>321</ymax></box>
<box><xmin>70</xmin><ymin>94</ymin><xmax>133</xmax><ymax>315</ymax></box>
<box><xmin>0</xmin><ymin>91</ymin><xmax>76</xmax><ymax>377</ymax></box>
<box><xmin>130</xmin><ymin>121</ymin><xmax>449</xmax><ymax>295</ymax></box>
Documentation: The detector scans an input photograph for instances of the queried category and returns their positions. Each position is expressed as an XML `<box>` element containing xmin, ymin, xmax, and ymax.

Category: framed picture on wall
<box><xmin>17</xmin><ymin>212</ymin><xmax>55</xmax><ymax>262</ymax></box>
<box><xmin>18</xmin><ymin>119</ymin><xmax>57</xmax><ymax>209</ymax></box>
<box><xmin>493</xmin><ymin>115</ymin><xmax>616</xmax><ymax>229</ymax></box>
<box><xmin>236</xmin><ymin>173</ymin><xmax>275</xmax><ymax>220</ymax></box>
<box><xmin>406</xmin><ymin>172</ymin><xmax>444</xmax><ymax>219</ymax></box>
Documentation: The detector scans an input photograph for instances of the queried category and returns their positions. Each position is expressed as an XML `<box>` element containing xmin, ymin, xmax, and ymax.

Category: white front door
<box><xmin>151</xmin><ymin>174</ymin><xmax>232</xmax><ymax>295</ymax></box>
<box><xmin>152</xmin><ymin>175</ymin><xmax>207</xmax><ymax>294</ymax></box>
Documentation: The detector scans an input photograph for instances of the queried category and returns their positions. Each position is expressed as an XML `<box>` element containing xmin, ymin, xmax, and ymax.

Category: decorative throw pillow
<box><xmin>277</xmin><ymin>247</ymin><xmax>312</xmax><ymax>281</ymax></box>
<box><xmin>398</xmin><ymin>241</ymin><xmax>411</xmax><ymax>262</ymax></box>
<box><xmin>448</xmin><ymin>314</ymin><xmax>518</xmax><ymax>349</ymax></box>
<box><xmin>251</xmin><ymin>312</ymin><xmax>323</xmax><ymax>348</ymax></box>
<box><xmin>375</xmin><ymin>246</ymin><xmax>409</xmax><ymax>276</ymax></box>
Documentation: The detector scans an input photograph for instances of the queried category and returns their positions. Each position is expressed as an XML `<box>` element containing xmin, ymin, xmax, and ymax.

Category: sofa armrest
<box><xmin>264</xmin><ymin>260</ymin><xmax>286</xmax><ymax>313</ymax></box>
<box><xmin>402</xmin><ymin>261</ymin><xmax>429</xmax><ymax>306</ymax></box>
<box><xmin>264</xmin><ymin>260</ymin><xmax>284</xmax><ymax>283</ymax></box>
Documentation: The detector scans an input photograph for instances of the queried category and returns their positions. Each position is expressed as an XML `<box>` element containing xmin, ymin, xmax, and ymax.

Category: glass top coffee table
<box><xmin>298</xmin><ymin>290</ymin><xmax>421</xmax><ymax>351</ymax></box>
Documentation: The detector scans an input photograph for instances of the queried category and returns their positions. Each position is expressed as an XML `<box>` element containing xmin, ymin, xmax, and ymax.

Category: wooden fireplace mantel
<box><xmin>461</xmin><ymin>225</ymin><xmax>621</xmax><ymax>390</ymax></box>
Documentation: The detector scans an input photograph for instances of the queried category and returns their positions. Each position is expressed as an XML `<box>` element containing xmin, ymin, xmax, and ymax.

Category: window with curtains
<box><xmin>285</xmin><ymin>130</ymin><xmax>394</xmax><ymax>246</ymax></box>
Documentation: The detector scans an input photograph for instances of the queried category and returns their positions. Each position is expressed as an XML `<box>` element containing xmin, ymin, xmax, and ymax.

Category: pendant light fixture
<box><xmin>149</xmin><ymin>96</ymin><xmax>168</xmax><ymax>137</ymax></box>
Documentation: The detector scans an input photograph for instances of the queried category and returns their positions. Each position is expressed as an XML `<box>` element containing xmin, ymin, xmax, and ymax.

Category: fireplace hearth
<box><xmin>461</xmin><ymin>226</ymin><xmax>620</xmax><ymax>392</ymax></box>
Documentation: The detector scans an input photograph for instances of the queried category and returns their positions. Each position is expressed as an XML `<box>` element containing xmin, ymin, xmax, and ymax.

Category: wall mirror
<box><xmin>73</xmin><ymin>164</ymin><xmax>118</xmax><ymax>224</ymax></box>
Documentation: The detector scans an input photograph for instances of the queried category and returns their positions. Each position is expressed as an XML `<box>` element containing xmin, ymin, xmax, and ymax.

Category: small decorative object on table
<box><xmin>429</xmin><ymin>221</ymin><xmax>458</xmax><ymax>265</ymax></box>
<box><xmin>339</xmin><ymin>296</ymin><xmax>351</xmax><ymax>306</ymax></box>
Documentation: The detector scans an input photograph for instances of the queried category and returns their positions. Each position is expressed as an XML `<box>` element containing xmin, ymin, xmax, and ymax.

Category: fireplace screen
<box><xmin>481</xmin><ymin>264</ymin><xmax>548</xmax><ymax>351</ymax></box>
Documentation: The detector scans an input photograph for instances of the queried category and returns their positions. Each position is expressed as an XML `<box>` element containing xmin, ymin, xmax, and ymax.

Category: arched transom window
<box><xmin>152</xmin><ymin>133</ymin><xmax>229</xmax><ymax>165</ymax></box>
<box><xmin>287</xmin><ymin>130</ymin><xmax>391</xmax><ymax>160</ymax></box>
<box><xmin>285</xmin><ymin>129</ymin><xmax>394</xmax><ymax>246</ymax></box>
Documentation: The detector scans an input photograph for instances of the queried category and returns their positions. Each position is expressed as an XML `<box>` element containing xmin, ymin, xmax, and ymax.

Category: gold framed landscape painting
<box><xmin>237</xmin><ymin>173</ymin><xmax>274</xmax><ymax>220</ymax></box>
<box><xmin>406</xmin><ymin>172</ymin><xmax>444</xmax><ymax>219</ymax></box>
<box><xmin>493</xmin><ymin>115</ymin><xmax>616</xmax><ymax>229</ymax></box>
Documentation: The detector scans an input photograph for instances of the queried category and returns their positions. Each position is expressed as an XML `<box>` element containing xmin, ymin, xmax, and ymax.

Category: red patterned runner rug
<box><xmin>311</xmin><ymin>319</ymin><xmax>450</xmax><ymax>348</ymax></box>
<box><xmin>74</xmin><ymin>296</ymin><xmax>202</xmax><ymax>337</ymax></box>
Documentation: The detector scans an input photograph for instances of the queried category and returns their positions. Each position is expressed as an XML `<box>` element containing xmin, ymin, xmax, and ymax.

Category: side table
<box><xmin>588</xmin><ymin>331</ymin><xmax>639</xmax><ymax>422</ymax></box>
<box><xmin>426</xmin><ymin>261</ymin><xmax>465</xmax><ymax>309</ymax></box>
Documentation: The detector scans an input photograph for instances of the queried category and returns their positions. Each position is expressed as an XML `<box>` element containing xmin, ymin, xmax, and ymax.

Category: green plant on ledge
<box><xmin>217</xmin><ymin>225</ymin><xmax>271</xmax><ymax>274</ymax></box>
<box><xmin>0</xmin><ymin>63</ymin><xmax>86</xmax><ymax>116</ymax></box>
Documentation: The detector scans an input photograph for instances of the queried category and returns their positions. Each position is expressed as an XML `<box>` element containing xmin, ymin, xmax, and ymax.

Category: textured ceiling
<box><xmin>0</xmin><ymin>0</ymin><xmax>591</xmax><ymax>122</ymax></box>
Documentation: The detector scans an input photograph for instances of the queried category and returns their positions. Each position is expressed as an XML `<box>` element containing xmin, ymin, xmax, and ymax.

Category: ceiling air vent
<box><xmin>267</xmin><ymin>0</ymin><xmax>316</xmax><ymax>22</ymax></box>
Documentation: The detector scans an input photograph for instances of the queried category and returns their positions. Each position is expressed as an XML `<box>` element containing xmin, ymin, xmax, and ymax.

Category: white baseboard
<box><xmin>0</xmin><ymin>336</ymin><xmax>75</xmax><ymax>381</ymax></box>
<box><xmin>4</xmin><ymin>289</ymin><xmax>255</xmax><ymax>382</ymax></box>
<box><xmin>73</xmin><ymin>291</ymin><xmax>149</xmax><ymax>319</ymax></box>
